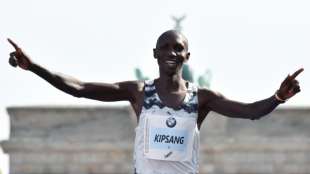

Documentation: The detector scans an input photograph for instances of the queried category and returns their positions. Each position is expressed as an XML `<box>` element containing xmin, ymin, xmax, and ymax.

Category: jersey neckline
<box><xmin>152</xmin><ymin>79</ymin><xmax>191</xmax><ymax>110</ymax></box>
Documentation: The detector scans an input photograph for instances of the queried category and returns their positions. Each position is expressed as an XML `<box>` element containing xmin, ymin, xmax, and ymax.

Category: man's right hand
<box><xmin>8</xmin><ymin>38</ymin><xmax>32</xmax><ymax>70</ymax></box>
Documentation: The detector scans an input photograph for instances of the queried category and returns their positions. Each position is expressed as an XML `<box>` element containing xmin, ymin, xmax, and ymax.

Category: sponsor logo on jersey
<box><xmin>166</xmin><ymin>117</ymin><xmax>176</xmax><ymax>128</ymax></box>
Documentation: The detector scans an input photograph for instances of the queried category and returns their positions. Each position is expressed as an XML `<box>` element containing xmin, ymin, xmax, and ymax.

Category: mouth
<box><xmin>165</xmin><ymin>60</ymin><xmax>177</xmax><ymax>65</ymax></box>
<box><xmin>164</xmin><ymin>57</ymin><xmax>179</xmax><ymax>65</ymax></box>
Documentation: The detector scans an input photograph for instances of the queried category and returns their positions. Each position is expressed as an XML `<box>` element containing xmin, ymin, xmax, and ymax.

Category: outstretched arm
<box><xmin>199</xmin><ymin>68</ymin><xmax>303</xmax><ymax>120</ymax></box>
<box><xmin>7</xmin><ymin>38</ymin><xmax>143</xmax><ymax>103</ymax></box>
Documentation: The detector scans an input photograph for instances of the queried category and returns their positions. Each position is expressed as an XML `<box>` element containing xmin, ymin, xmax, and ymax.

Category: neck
<box><xmin>157</xmin><ymin>70</ymin><xmax>186</xmax><ymax>92</ymax></box>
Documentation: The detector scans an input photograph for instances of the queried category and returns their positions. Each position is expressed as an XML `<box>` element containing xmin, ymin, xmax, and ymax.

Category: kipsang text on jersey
<box><xmin>154</xmin><ymin>134</ymin><xmax>185</xmax><ymax>144</ymax></box>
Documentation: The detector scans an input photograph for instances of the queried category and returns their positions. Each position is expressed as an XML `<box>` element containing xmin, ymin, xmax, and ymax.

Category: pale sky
<box><xmin>0</xmin><ymin>0</ymin><xmax>310</xmax><ymax>172</ymax></box>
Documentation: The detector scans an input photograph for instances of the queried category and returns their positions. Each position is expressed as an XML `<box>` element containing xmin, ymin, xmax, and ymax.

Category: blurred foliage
<box><xmin>134</xmin><ymin>66</ymin><xmax>212</xmax><ymax>88</ymax></box>
<box><xmin>197</xmin><ymin>69</ymin><xmax>212</xmax><ymax>88</ymax></box>
<box><xmin>134</xmin><ymin>68</ymin><xmax>149</xmax><ymax>81</ymax></box>
<box><xmin>182</xmin><ymin>64</ymin><xmax>194</xmax><ymax>82</ymax></box>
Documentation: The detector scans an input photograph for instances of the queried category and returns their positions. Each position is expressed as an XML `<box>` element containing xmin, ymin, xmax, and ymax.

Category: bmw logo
<box><xmin>166</xmin><ymin>117</ymin><xmax>177</xmax><ymax>128</ymax></box>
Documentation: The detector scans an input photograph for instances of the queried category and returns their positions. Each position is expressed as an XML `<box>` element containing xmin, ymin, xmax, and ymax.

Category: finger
<box><xmin>289</xmin><ymin>79</ymin><xmax>299</xmax><ymax>85</ymax></box>
<box><xmin>9</xmin><ymin>57</ymin><xmax>17</xmax><ymax>67</ymax></box>
<box><xmin>289</xmin><ymin>85</ymin><xmax>300</xmax><ymax>94</ymax></box>
<box><xmin>288</xmin><ymin>80</ymin><xmax>300</xmax><ymax>93</ymax></box>
<box><xmin>292</xmin><ymin>79</ymin><xmax>299</xmax><ymax>85</ymax></box>
<box><xmin>293</xmin><ymin>85</ymin><xmax>300</xmax><ymax>93</ymax></box>
<box><xmin>290</xmin><ymin>68</ymin><xmax>304</xmax><ymax>80</ymax></box>
<box><xmin>280</xmin><ymin>75</ymin><xmax>291</xmax><ymax>88</ymax></box>
<box><xmin>7</xmin><ymin>38</ymin><xmax>20</xmax><ymax>51</ymax></box>
<box><xmin>287</xmin><ymin>79</ymin><xmax>298</xmax><ymax>89</ymax></box>
<box><xmin>9</xmin><ymin>51</ymin><xmax>22</xmax><ymax>61</ymax></box>
<box><xmin>283</xmin><ymin>74</ymin><xmax>291</xmax><ymax>84</ymax></box>
<box><xmin>10</xmin><ymin>52</ymin><xmax>16</xmax><ymax>57</ymax></box>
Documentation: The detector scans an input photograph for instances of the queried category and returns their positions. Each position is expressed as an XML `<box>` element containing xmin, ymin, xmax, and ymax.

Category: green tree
<box><xmin>197</xmin><ymin>69</ymin><xmax>212</xmax><ymax>88</ymax></box>
<box><xmin>134</xmin><ymin>67</ymin><xmax>149</xmax><ymax>81</ymax></box>
<box><xmin>182</xmin><ymin>64</ymin><xmax>194</xmax><ymax>82</ymax></box>
<box><xmin>134</xmin><ymin>66</ymin><xmax>212</xmax><ymax>88</ymax></box>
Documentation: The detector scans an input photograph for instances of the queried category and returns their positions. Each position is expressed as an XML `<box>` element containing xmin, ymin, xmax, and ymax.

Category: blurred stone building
<box><xmin>1</xmin><ymin>106</ymin><xmax>310</xmax><ymax>174</ymax></box>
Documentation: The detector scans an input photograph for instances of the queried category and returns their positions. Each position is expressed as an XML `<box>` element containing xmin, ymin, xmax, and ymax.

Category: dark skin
<box><xmin>7</xmin><ymin>30</ymin><xmax>303</xmax><ymax>129</ymax></box>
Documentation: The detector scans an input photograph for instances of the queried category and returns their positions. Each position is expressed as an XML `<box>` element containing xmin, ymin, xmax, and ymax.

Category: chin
<box><xmin>163</xmin><ymin>67</ymin><xmax>180</xmax><ymax>76</ymax></box>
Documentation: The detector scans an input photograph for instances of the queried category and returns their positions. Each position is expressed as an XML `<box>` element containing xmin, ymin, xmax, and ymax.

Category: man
<box><xmin>7</xmin><ymin>30</ymin><xmax>303</xmax><ymax>174</ymax></box>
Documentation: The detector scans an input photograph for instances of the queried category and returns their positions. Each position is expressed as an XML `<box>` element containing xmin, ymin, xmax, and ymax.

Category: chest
<box><xmin>156</xmin><ymin>90</ymin><xmax>187</xmax><ymax>109</ymax></box>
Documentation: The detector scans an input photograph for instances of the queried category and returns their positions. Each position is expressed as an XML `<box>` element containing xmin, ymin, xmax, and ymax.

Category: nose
<box><xmin>168</xmin><ymin>50</ymin><xmax>177</xmax><ymax>57</ymax></box>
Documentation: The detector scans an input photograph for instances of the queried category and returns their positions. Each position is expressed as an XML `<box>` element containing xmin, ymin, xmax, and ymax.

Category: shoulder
<box><xmin>113</xmin><ymin>80</ymin><xmax>145</xmax><ymax>105</ymax></box>
<box><xmin>198</xmin><ymin>87</ymin><xmax>225</xmax><ymax>107</ymax></box>
<box><xmin>117</xmin><ymin>80</ymin><xmax>145</xmax><ymax>93</ymax></box>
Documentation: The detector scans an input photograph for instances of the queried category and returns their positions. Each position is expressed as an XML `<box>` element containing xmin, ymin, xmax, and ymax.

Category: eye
<box><xmin>174</xmin><ymin>44</ymin><xmax>184</xmax><ymax>52</ymax></box>
<box><xmin>159</xmin><ymin>44</ymin><xmax>169</xmax><ymax>50</ymax></box>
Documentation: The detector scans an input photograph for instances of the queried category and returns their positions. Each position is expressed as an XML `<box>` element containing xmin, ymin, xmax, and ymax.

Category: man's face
<box><xmin>154</xmin><ymin>31</ymin><xmax>190</xmax><ymax>75</ymax></box>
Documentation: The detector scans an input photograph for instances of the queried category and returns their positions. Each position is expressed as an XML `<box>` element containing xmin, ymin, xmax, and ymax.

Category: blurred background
<box><xmin>0</xmin><ymin>0</ymin><xmax>309</xmax><ymax>173</ymax></box>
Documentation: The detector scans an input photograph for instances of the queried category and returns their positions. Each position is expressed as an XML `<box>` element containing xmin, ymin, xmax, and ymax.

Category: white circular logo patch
<box><xmin>166</xmin><ymin>117</ymin><xmax>177</xmax><ymax>128</ymax></box>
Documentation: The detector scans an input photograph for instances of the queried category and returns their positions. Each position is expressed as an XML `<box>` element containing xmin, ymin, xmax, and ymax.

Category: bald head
<box><xmin>153</xmin><ymin>30</ymin><xmax>190</xmax><ymax>75</ymax></box>
<box><xmin>156</xmin><ymin>30</ymin><xmax>189</xmax><ymax>51</ymax></box>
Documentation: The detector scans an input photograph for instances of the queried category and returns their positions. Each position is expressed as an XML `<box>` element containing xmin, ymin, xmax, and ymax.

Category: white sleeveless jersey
<box><xmin>133</xmin><ymin>80</ymin><xmax>200</xmax><ymax>174</ymax></box>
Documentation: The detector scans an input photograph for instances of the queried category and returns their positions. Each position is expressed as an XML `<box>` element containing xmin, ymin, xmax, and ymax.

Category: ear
<box><xmin>185</xmin><ymin>52</ymin><xmax>190</xmax><ymax>62</ymax></box>
<box><xmin>153</xmin><ymin>48</ymin><xmax>159</xmax><ymax>59</ymax></box>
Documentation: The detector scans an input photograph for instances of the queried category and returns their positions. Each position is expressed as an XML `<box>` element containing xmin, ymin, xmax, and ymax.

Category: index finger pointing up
<box><xmin>290</xmin><ymin>68</ymin><xmax>304</xmax><ymax>79</ymax></box>
<box><xmin>7</xmin><ymin>38</ymin><xmax>20</xmax><ymax>50</ymax></box>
